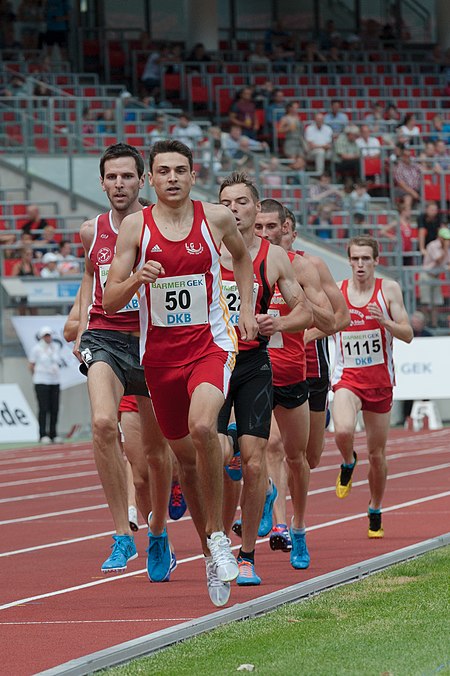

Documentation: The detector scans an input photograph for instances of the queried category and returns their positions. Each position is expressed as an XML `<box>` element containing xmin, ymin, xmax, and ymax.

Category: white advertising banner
<box><xmin>393</xmin><ymin>336</ymin><xmax>450</xmax><ymax>400</ymax></box>
<box><xmin>12</xmin><ymin>315</ymin><xmax>86</xmax><ymax>390</ymax></box>
<box><xmin>0</xmin><ymin>384</ymin><xmax>39</xmax><ymax>443</ymax></box>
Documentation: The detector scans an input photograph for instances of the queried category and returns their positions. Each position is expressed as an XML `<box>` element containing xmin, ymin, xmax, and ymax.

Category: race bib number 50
<box><xmin>150</xmin><ymin>274</ymin><xmax>207</xmax><ymax>327</ymax></box>
<box><xmin>342</xmin><ymin>329</ymin><xmax>384</xmax><ymax>368</ymax></box>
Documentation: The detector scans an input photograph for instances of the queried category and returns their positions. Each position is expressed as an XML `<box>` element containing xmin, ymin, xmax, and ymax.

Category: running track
<box><xmin>1</xmin><ymin>428</ymin><xmax>449</xmax><ymax>675</ymax></box>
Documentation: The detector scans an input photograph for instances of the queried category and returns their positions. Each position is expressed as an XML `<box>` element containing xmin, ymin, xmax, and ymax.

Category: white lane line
<box><xmin>0</xmin><ymin>471</ymin><xmax>99</xmax><ymax>489</ymax></box>
<box><xmin>0</xmin><ymin>485</ymin><xmax>102</xmax><ymax>505</ymax></box>
<box><xmin>1</xmin><ymin>463</ymin><xmax>449</xmax><ymax>558</ymax></box>
<box><xmin>315</xmin><ymin>446</ymin><xmax>450</xmax><ymax>473</ymax></box>
<box><xmin>0</xmin><ymin>445</ymin><xmax>90</xmax><ymax>462</ymax></box>
<box><xmin>1</xmin><ymin>460</ymin><xmax>94</xmax><ymax>476</ymax></box>
<box><xmin>1</xmin><ymin>491</ymin><xmax>449</xmax><ymax>612</ymax></box>
<box><xmin>0</xmin><ymin>503</ymin><xmax>108</xmax><ymax>526</ymax></box>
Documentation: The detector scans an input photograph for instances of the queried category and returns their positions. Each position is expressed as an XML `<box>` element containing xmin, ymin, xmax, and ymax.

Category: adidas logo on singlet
<box><xmin>151</xmin><ymin>244</ymin><xmax>163</xmax><ymax>253</ymax></box>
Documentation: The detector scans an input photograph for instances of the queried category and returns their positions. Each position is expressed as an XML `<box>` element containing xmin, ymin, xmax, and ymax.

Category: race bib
<box><xmin>267</xmin><ymin>309</ymin><xmax>284</xmax><ymax>348</ymax></box>
<box><xmin>150</xmin><ymin>274</ymin><xmax>207</xmax><ymax>327</ymax></box>
<box><xmin>342</xmin><ymin>329</ymin><xmax>384</xmax><ymax>368</ymax></box>
<box><xmin>99</xmin><ymin>264</ymin><xmax>139</xmax><ymax>313</ymax></box>
<box><xmin>221</xmin><ymin>280</ymin><xmax>259</xmax><ymax>326</ymax></box>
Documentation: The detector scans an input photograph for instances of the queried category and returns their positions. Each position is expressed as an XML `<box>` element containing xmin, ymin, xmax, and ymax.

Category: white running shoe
<box><xmin>128</xmin><ymin>505</ymin><xmax>139</xmax><ymax>532</ymax></box>
<box><xmin>206</xmin><ymin>531</ymin><xmax>238</xmax><ymax>582</ymax></box>
<box><xmin>205</xmin><ymin>556</ymin><xmax>231</xmax><ymax>607</ymax></box>
<box><xmin>53</xmin><ymin>436</ymin><xmax>63</xmax><ymax>443</ymax></box>
<box><xmin>40</xmin><ymin>436</ymin><xmax>51</xmax><ymax>444</ymax></box>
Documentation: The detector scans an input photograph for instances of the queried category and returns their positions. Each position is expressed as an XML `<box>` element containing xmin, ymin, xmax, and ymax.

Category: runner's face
<box><xmin>349</xmin><ymin>244</ymin><xmax>378</xmax><ymax>282</ymax></box>
<box><xmin>254</xmin><ymin>211</ymin><xmax>285</xmax><ymax>245</ymax></box>
<box><xmin>149</xmin><ymin>152</ymin><xmax>195</xmax><ymax>203</ymax></box>
<box><xmin>101</xmin><ymin>157</ymin><xmax>143</xmax><ymax>212</ymax></box>
<box><xmin>220</xmin><ymin>184</ymin><xmax>259</xmax><ymax>233</ymax></box>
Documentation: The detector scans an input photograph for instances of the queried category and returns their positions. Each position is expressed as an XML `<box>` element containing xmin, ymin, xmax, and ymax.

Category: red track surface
<box><xmin>1</xmin><ymin>429</ymin><xmax>449</xmax><ymax>675</ymax></box>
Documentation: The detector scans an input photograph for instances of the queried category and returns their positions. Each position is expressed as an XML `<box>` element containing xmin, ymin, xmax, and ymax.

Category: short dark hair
<box><xmin>99</xmin><ymin>143</ymin><xmax>144</xmax><ymax>179</ymax></box>
<box><xmin>347</xmin><ymin>235</ymin><xmax>379</xmax><ymax>259</ymax></box>
<box><xmin>219</xmin><ymin>171</ymin><xmax>259</xmax><ymax>202</ymax></box>
<box><xmin>260</xmin><ymin>198</ymin><xmax>285</xmax><ymax>222</ymax></box>
<box><xmin>284</xmin><ymin>207</ymin><xmax>296</xmax><ymax>231</ymax></box>
<box><xmin>149</xmin><ymin>139</ymin><xmax>193</xmax><ymax>172</ymax></box>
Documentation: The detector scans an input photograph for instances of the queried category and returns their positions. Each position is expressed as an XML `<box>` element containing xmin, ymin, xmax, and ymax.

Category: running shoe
<box><xmin>289</xmin><ymin>529</ymin><xmax>310</xmax><ymax>569</ymax></box>
<box><xmin>368</xmin><ymin>511</ymin><xmax>384</xmax><ymax>538</ymax></box>
<box><xmin>101</xmin><ymin>534</ymin><xmax>137</xmax><ymax>573</ymax></box>
<box><xmin>257</xmin><ymin>480</ymin><xmax>278</xmax><ymax>537</ymax></box>
<box><xmin>231</xmin><ymin>519</ymin><xmax>242</xmax><ymax>538</ymax></box>
<box><xmin>128</xmin><ymin>505</ymin><xmax>139</xmax><ymax>532</ymax></box>
<box><xmin>205</xmin><ymin>556</ymin><xmax>231</xmax><ymax>607</ymax></box>
<box><xmin>336</xmin><ymin>451</ymin><xmax>358</xmax><ymax>499</ymax></box>
<box><xmin>206</xmin><ymin>531</ymin><xmax>239</xmax><ymax>582</ymax></box>
<box><xmin>224</xmin><ymin>423</ymin><xmax>242</xmax><ymax>481</ymax></box>
<box><xmin>40</xmin><ymin>436</ymin><xmax>51</xmax><ymax>444</ymax></box>
<box><xmin>236</xmin><ymin>557</ymin><xmax>261</xmax><ymax>586</ymax></box>
<box><xmin>147</xmin><ymin>527</ymin><xmax>173</xmax><ymax>582</ymax></box>
<box><xmin>168</xmin><ymin>480</ymin><xmax>187</xmax><ymax>520</ymax></box>
<box><xmin>269</xmin><ymin>523</ymin><xmax>292</xmax><ymax>552</ymax></box>
<box><xmin>170</xmin><ymin>550</ymin><xmax>178</xmax><ymax>574</ymax></box>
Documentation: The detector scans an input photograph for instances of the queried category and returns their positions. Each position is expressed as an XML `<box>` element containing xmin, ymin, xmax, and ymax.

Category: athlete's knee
<box><xmin>368</xmin><ymin>449</ymin><xmax>386</xmax><ymax>471</ymax></box>
<box><xmin>92</xmin><ymin>413</ymin><xmax>117</xmax><ymax>441</ymax></box>
<box><xmin>286</xmin><ymin>451</ymin><xmax>308</xmax><ymax>475</ymax></box>
<box><xmin>307</xmin><ymin>449</ymin><xmax>321</xmax><ymax>469</ymax></box>
<box><xmin>334</xmin><ymin>426</ymin><xmax>354</xmax><ymax>448</ymax></box>
<box><xmin>241</xmin><ymin>449</ymin><xmax>265</xmax><ymax>482</ymax></box>
<box><xmin>189</xmin><ymin>419</ymin><xmax>217</xmax><ymax>448</ymax></box>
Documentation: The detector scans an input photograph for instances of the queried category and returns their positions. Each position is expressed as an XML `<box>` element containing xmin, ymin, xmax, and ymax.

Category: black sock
<box><xmin>239</xmin><ymin>548</ymin><xmax>255</xmax><ymax>563</ymax></box>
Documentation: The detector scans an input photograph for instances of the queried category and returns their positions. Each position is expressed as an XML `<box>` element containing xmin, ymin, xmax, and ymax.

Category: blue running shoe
<box><xmin>147</xmin><ymin>527</ymin><xmax>173</xmax><ymax>582</ymax></box>
<box><xmin>289</xmin><ymin>529</ymin><xmax>310</xmax><ymax>569</ymax></box>
<box><xmin>269</xmin><ymin>523</ymin><xmax>292</xmax><ymax>552</ymax></box>
<box><xmin>101</xmin><ymin>534</ymin><xmax>137</xmax><ymax>573</ymax></box>
<box><xmin>231</xmin><ymin>519</ymin><xmax>242</xmax><ymax>538</ymax></box>
<box><xmin>236</xmin><ymin>556</ymin><xmax>261</xmax><ymax>586</ymax></box>
<box><xmin>225</xmin><ymin>423</ymin><xmax>242</xmax><ymax>481</ymax></box>
<box><xmin>168</xmin><ymin>480</ymin><xmax>187</xmax><ymax>520</ymax></box>
<box><xmin>258</xmin><ymin>480</ymin><xmax>278</xmax><ymax>537</ymax></box>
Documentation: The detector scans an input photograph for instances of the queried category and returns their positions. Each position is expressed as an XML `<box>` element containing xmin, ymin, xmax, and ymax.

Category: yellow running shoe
<box><xmin>336</xmin><ymin>452</ymin><xmax>357</xmax><ymax>498</ymax></box>
<box><xmin>368</xmin><ymin>510</ymin><xmax>384</xmax><ymax>538</ymax></box>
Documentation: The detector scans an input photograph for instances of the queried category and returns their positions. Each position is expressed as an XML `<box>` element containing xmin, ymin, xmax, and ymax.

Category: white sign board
<box><xmin>393</xmin><ymin>336</ymin><xmax>450</xmax><ymax>400</ymax></box>
<box><xmin>12</xmin><ymin>315</ymin><xmax>86</xmax><ymax>390</ymax></box>
<box><xmin>0</xmin><ymin>384</ymin><xmax>39</xmax><ymax>443</ymax></box>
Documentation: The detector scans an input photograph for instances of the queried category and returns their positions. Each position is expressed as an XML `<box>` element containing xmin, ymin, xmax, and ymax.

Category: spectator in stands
<box><xmin>278</xmin><ymin>101</ymin><xmax>305</xmax><ymax>159</ymax></box>
<box><xmin>397</xmin><ymin>113</ymin><xmax>420</xmax><ymax>146</ymax></box>
<box><xmin>334</xmin><ymin>124</ymin><xmax>361</xmax><ymax>182</ymax></box>
<box><xmin>97</xmin><ymin>108</ymin><xmax>116</xmax><ymax>135</ymax></box>
<box><xmin>285</xmin><ymin>154</ymin><xmax>306</xmax><ymax>181</ymax></box>
<box><xmin>426</xmin><ymin>114</ymin><xmax>449</xmax><ymax>143</ymax></box>
<box><xmin>40</xmin><ymin>251</ymin><xmax>60</xmax><ymax>278</ymax></box>
<box><xmin>349</xmin><ymin>179</ymin><xmax>371</xmax><ymax>218</ymax></box>
<box><xmin>392</xmin><ymin>145</ymin><xmax>422</xmax><ymax>209</ymax></box>
<box><xmin>419</xmin><ymin>226</ymin><xmax>450</xmax><ymax>328</ymax></box>
<box><xmin>21</xmin><ymin>204</ymin><xmax>48</xmax><ymax>238</ymax></box>
<box><xmin>228</xmin><ymin>86</ymin><xmax>259</xmax><ymax>139</ymax></box>
<box><xmin>187</xmin><ymin>42</ymin><xmax>211</xmax><ymax>64</ymax></box>
<box><xmin>304</xmin><ymin>112</ymin><xmax>333</xmax><ymax>174</ymax></box>
<box><xmin>311</xmin><ymin>203</ymin><xmax>334</xmax><ymax>240</ymax></box>
<box><xmin>419</xmin><ymin>141</ymin><xmax>441</xmax><ymax>173</ymax></box>
<box><xmin>0</xmin><ymin>228</ymin><xmax>16</xmax><ymax>255</ymax></box>
<box><xmin>260</xmin><ymin>156</ymin><xmax>283</xmax><ymax>187</ymax></box>
<box><xmin>56</xmin><ymin>240</ymin><xmax>80</xmax><ymax>275</ymax></box>
<box><xmin>434</xmin><ymin>139</ymin><xmax>450</xmax><ymax>170</ymax></box>
<box><xmin>148</xmin><ymin>113</ymin><xmax>167</xmax><ymax>143</ymax></box>
<box><xmin>247</xmin><ymin>41</ymin><xmax>271</xmax><ymax>68</ymax></box>
<box><xmin>43</xmin><ymin>0</ymin><xmax>70</xmax><ymax>60</ymax></box>
<box><xmin>222</xmin><ymin>124</ymin><xmax>265</xmax><ymax>159</ymax></box>
<box><xmin>324</xmin><ymin>100</ymin><xmax>349</xmax><ymax>136</ymax></box>
<box><xmin>302</xmin><ymin>41</ymin><xmax>327</xmax><ymax>63</ymax></box>
<box><xmin>28</xmin><ymin>326</ymin><xmax>62</xmax><ymax>444</ymax></box>
<box><xmin>171</xmin><ymin>112</ymin><xmax>204</xmax><ymax>149</ymax></box>
<box><xmin>198</xmin><ymin>126</ymin><xmax>227</xmax><ymax>182</ymax></box>
<box><xmin>82</xmin><ymin>106</ymin><xmax>96</xmax><ymax>135</ymax></box>
<box><xmin>364</xmin><ymin>102</ymin><xmax>385</xmax><ymax>135</ymax></box>
<box><xmin>384</xmin><ymin>102</ymin><xmax>401</xmax><ymax>133</ymax></box>
<box><xmin>35</xmin><ymin>224</ymin><xmax>58</xmax><ymax>258</ymax></box>
<box><xmin>356</xmin><ymin>124</ymin><xmax>381</xmax><ymax>157</ymax></box>
<box><xmin>319</xmin><ymin>19</ymin><xmax>341</xmax><ymax>51</ymax></box>
<box><xmin>8</xmin><ymin>74</ymin><xmax>28</xmax><ymax>97</ymax></box>
<box><xmin>265</xmin><ymin>88</ymin><xmax>286</xmax><ymax>136</ymax></box>
<box><xmin>418</xmin><ymin>201</ymin><xmax>443</xmax><ymax>255</ymax></box>
<box><xmin>308</xmin><ymin>171</ymin><xmax>343</xmax><ymax>209</ymax></box>
<box><xmin>141</xmin><ymin>44</ymin><xmax>170</xmax><ymax>100</ymax></box>
<box><xmin>11</xmin><ymin>246</ymin><xmax>37</xmax><ymax>278</ymax></box>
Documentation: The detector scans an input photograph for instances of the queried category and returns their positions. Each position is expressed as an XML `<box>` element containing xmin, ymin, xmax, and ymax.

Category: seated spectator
<box><xmin>148</xmin><ymin>113</ymin><xmax>167</xmax><ymax>144</ymax></box>
<box><xmin>419</xmin><ymin>226</ymin><xmax>450</xmax><ymax>328</ymax></box>
<box><xmin>187</xmin><ymin>42</ymin><xmax>211</xmax><ymax>64</ymax></box>
<box><xmin>381</xmin><ymin>202</ymin><xmax>417</xmax><ymax>266</ymax></box>
<box><xmin>309</xmin><ymin>171</ymin><xmax>343</xmax><ymax>209</ymax></box>
<box><xmin>426</xmin><ymin>114</ymin><xmax>450</xmax><ymax>143</ymax></box>
<box><xmin>21</xmin><ymin>205</ymin><xmax>48</xmax><ymax>238</ymax></box>
<box><xmin>11</xmin><ymin>246</ymin><xmax>38</xmax><ymax>277</ymax></box>
<box><xmin>434</xmin><ymin>140</ymin><xmax>450</xmax><ymax>171</ymax></box>
<box><xmin>364</xmin><ymin>102</ymin><xmax>386</xmax><ymax>135</ymax></box>
<box><xmin>392</xmin><ymin>145</ymin><xmax>422</xmax><ymax>209</ymax></box>
<box><xmin>419</xmin><ymin>141</ymin><xmax>441</xmax><ymax>173</ymax></box>
<box><xmin>418</xmin><ymin>201</ymin><xmax>443</xmax><ymax>255</ymax></box>
<box><xmin>56</xmin><ymin>240</ymin><xmax>80</xmax><ymax>275</ymax></box>
<box><xmin>222</xmin><ymin>124</ymin><xmax>266</xmax><ymax>159</ymax></box>
<box><xmin>304</xmin><ymin>113</ymin><xmax>333</xmax><ymax>174</ymax></box>
<box><xmin>324</xmin><ymin>100</ymin><xmax>349</xmax><ymax>136</ymax></box>
<box><xmin>396</xmin><ymin>113</ymin><xmax>420</xmax><ymax>146</ymax></box>
<box><xmin>82</xmin><ymin>106</ymin><xmax>96</xmax><ymax>135</ymax></box>
<box><xmin>198</xmin><ymin>126</ymin><xmax>227</xmax><ymax>182</ymax></box>
<box><xmin>40</xmin><ymin>251</ymin><xmax>60</xmax><ymax>278</ymax></box>
<box><xmin>247</xmin><ymin>41</ymin><xmax>271</xmax><ymax>68</ymax></box>
<box><xmin>278</xmin><ymin>101</ymin><xmax>305</xmax><ymax>159</ymax></box>
<box><xmin>171</xmin><ymin>112</ymin><xmax>204</xmax><ymax>149</ymax></box>
<box><xmin>319</xmin><ymin>19</ymin><xmax>341</xmax><ymax>51</ymax></box>
<box><xmin>334</xmin><ymin>125</ymin><xmax>361</xmax><ymax>182</ymax></box>
<box><xmin>141</xmin><ymin>44</ymin><xmax>171</xmax><ymax>100</ymax></box>
<box><xmin>97</xmin><ymin>108</ymin><xmax>116</xmax><ymax>135</ymax></box>
<box><xmin>285</xmin><ymin>154</ymin><xmax>307</xmax><ymax>182</ymax></box>
<box><xmin>260</xmin><ymin>156</ymin><xmax>284</xmax><ymax>187</ymax></box>
<box><xmin>228</xmin><ymin>87</ymin><xmax>259</xmax><ymax>139</ymax></box>
<box><xmin>356</xmin><ymin>124</ymin><xmax>381</xmax><ymax>157</ymax></box>
<box><xmin>383</xmin><ymin>102</ymin><xmax>402</xmax><ymax>141</ymax></box>
<box><xmin>35</xmin><ymin>224</ymin><xmax>59</xmax><ymax>258</ymax></box>
<box><xmin>265</xmin><ymin>88</ymin><xmax>286</xmax><ymax>135</ymax></box>
<box><xmin>311</xmin><ymin>203</ymin><xmax>334</xmax><ymax>240</ymax></box>
<box><xmin>302</xmin><ymin>41</ymin><xmax>327</xmax><ymax>63</ymax></box>
<box><xmin>349</xmin><ymin>179</ymin><xmax>371</xmax><ymax>217</ymax></box>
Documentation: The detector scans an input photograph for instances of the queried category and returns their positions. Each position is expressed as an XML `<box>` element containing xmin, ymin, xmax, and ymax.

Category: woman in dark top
<box><xmin>418</xmin><ymin>201</ymin><xmax>443</xmax><ymax>255</ymax></box>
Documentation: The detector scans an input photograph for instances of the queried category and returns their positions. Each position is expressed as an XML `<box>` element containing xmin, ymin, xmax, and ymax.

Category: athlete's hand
<box><xmin>238</xmin><ymin>308</ymin><xmax>258</xmax><ymax>341</ymax></box>
<box><xmin>367</xmin><ymin>302</ymin><xmax>385</xmax><ymax>325</ymax></box>
<box><xmin>139</xmin><ymin>260</ymin><xmax>165</xmax><ymax>284</ymax></box>
<box><xmin>72</xmin><ymin>333</ymin><xmax>82</xmax><ymax>363</ymax></box>
<box><xmin>255</xmin><ymin>313</ymin><xmax>280</xmax><ymax>336</ymax></box>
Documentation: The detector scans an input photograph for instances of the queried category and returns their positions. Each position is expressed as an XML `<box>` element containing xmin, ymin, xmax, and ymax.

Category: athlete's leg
<box><xmin>239</xmin><ymin>434</ymin><xmax>267</xmax><ymax>553</ymax></box>
<box><xmin>136</xmin><ymin>395</ymin><xmax>172</xmax><ymax>537</ymax></box>
<box><xmin>120</xmin><ymin>409</ymin><xmax>151</xmax><ymax>522</ymax></box>
<box><xmin>306</xmin><ymin>410</ymin><xmax>327</xmax><ymax>469</ymax></box>
<box><xmin>223</xmin><ymin>472</ymin><xmax>242</xmax><ymax>536</ymax></box>
<box><xmin>362</xmin><ymin>410</ymin><xmax>391</xmax><ymax>510</ymax></box>
<box><xmin>87</xmin><ymin>362</ymin><xmax>129</xmax><ymax>534</ymax></box>
<box><xmin>332</xmin><ymin>388</ymin><xmax>362</xmax><ymax>464</ymax></box>
<box><xmin>266</xmin><ymin>414</ymin><xmax>288</xmax><ymax>525</ymax></box>
<box><xmin>274</xmin><ymin>402</ymin><xmax>310</xmax><ymax>530</ymax></box>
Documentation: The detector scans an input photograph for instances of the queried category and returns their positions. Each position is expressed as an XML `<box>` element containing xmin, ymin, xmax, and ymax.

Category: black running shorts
<box><xmin>273</xmin><ymin>379</ymin><xmax>309</xmax><ymax>410</ymax></box>
<box><xmin>307</xmin><ymin>376</ymin><xmax>329</xmax><ymax>412</ymax></box>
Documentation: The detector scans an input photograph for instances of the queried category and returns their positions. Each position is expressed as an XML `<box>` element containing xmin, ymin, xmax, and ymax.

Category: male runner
<box><xmin>332</xmin><ymin>235</ymin><xmax>413</xmax><ymax>537</ymax></box>
<box><xmin>74</xmin><ymin>143</ymin><xmax>173</xmax><ymax>581</ymax></box>
<box><xmin>103</xmin><ymin>140</ymin><xmax>257</xmax><ymax>607</ymax></box>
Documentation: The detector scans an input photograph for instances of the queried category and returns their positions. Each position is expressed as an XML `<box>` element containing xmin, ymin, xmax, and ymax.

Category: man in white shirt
<box><xmin>305</xmin><ymin>113</ymin><xmax>333</xmax><ymax>174</ymax></box>
<box><xmin>356</xmin><ymin>124</ymin><xmax>381</xmax><ymax>157</ymax></box>
<box><xmin>171</xmin><ymin>112</ymin><xmax>204</xmax><ymax>149</ymax></box>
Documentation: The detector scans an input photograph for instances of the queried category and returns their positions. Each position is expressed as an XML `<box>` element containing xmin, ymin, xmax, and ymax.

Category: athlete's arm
<box><xmin>103</xmin><ymin>212</ymin><xmax>164</xmax><ymax>314</ymax></box>
<box><xmin>304</xmin><ymin>256</ymin><xmax>350</xmax><ymax>343</ymax></box>
<box><xmin>292</xmin><ymin>255</ymin><xmax>336</xmax><ymax>335</ymax></box>
<box><xmin>64</xmin><ymin>287</ymin><xmax>81</xmax><ymax>342</ymax></box>
<box><xmin>368</xmin><ymin>279</ymin><xmax>413</xmax><ymax>343</ymax></box>
<box><xmin>73</xmin><ymin>219</ymin><xmax>95</xmax><ymax>361</ymax></box>
<box><xmin>209</xmin><ymin>203</ymin><xmax>258</xmax><ymax>341</ymax></box>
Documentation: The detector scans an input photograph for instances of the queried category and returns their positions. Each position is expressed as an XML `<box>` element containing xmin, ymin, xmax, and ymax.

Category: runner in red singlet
<box><xmin>332</xmin><ymin>235</ymin><xmax>413</xmax><ymax>538</ymax></box>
